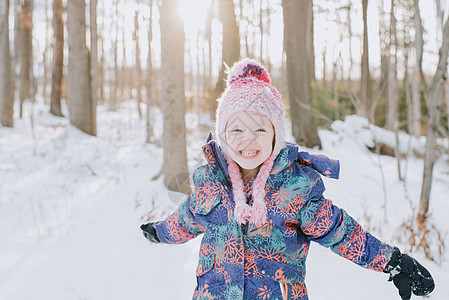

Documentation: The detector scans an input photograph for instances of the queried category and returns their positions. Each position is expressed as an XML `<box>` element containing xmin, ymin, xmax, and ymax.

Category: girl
<box><xmin>141</xmin><ymin>59</ymin><xmax>434</xmax><ymax>300</ymax></box>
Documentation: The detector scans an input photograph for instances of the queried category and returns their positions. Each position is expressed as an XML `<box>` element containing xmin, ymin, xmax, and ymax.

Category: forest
<box><xmin>1</xmin><ymin>0</ymin><xmax>449</xmax><ymax>299</ymax></box>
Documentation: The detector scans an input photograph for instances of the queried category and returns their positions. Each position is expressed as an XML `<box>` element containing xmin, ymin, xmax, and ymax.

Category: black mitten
<box><xmin>140</xmin><ymin>222</ymin><xmax>161</xmax><ymax>243</ymax></box>
<box><xmin>384</xmin><ymin>247</ymin><xmax>435</xmax><ymax>300</ymax></box>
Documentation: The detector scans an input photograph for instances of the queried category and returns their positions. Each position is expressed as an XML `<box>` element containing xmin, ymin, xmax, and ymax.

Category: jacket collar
<box><xmin>202</xmin><ymin>134</ymin><xmax>340</xmax><ymax>184</ymax></box>
<box><xmin>202</xmin><ymin>133</ymin><xmax>231</xmax><ymax>183</ymax></box>
<box><xmin>272</xmin><ymin>142</ymin><xmax>340</xmax><ymax>179</ymax></box>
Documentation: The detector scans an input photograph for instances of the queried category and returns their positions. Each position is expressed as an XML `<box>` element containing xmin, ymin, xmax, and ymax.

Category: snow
<box><xmin>1</xmin><ymin>100</ymin><xmax>448</xmax><ymax>299</ymax></box>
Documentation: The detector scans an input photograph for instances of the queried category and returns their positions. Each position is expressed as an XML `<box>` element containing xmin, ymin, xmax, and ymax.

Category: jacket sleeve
<box><xmin>154</xmin><ymin>193</ymin><xmax>206</xmax><ymax>244</ymax></box>
<box><xmin>297</xmin><ymin>173</ymin><xmax>394</xmax><ymax>272</ymax></box>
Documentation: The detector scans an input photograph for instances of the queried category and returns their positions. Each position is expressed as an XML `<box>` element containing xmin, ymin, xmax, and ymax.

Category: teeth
<box><xmin>241</xmin><ymin>150</ymin><xmax>257</xmax><ymax>156</ymax></box>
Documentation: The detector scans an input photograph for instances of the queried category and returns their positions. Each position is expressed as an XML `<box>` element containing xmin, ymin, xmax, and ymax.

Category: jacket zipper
<box><xmin>241</xmin><ymin>221</ymin><xmax>248</xmax><ymax>235</ymax></box>
<box><xmin>280</xmin><ymin>282</ymin><xmax>288</xmax><ymax>300</ymax></box>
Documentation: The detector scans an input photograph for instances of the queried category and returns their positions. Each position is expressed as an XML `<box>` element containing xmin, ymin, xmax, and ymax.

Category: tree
<box><xmin>90</xmin><ymin>0</ymin><xmax>98</xmax><ymax>114</ymax></box>
<box><xmin>145</xmin><ymin>0</ymin><xmax>154</xmax><ymax>143</ymax></box>
<box><xmin>18</xmin><ymin>0</ymin><xmax>33</xmax><ymax>118</ymax></box>
<box><xmin>360</xmin><ymin>0</ymin><xmax>373</xmax><ymax>122</ymax></box>
<box><xmin>121</xmin><ymin>14</ymin><xmax>129</xmax><ymax>102</ymax></box>
<box><xmin>410</xmin><ymin>0</ymin><xmax>423</xmax><ymax>137</ymax></box>
<box><xmin>204</xmin><ymin>1</ymin><xmax>213</xmax><ymax>93</ymax></box>
<box><xmin>134</xmin><ymin>10</ymin><xmax>142</xmax><ymax>119</ymax></box>
<box><xmin>0</xmin><ymin>0</ymin><xmax>14</xmax><ymax>127</ymax></box>
<box><xmin>346</xmin><ymin>3</ymin><xmax>354</xmax><ymax>78</ymax></box>
<box><xmin>306</xmin><ymin>0</ymin><xmax>315</xmax><ymax>82</ymax></box>
<box><xmin>98</xmin><ymin>25</ymin><xmax>105</xmax><ymax>104</ymax></box>
<box><xmin>259</xmin><ymin>0</ymin><xmax>264</xmax><ymax>64</ymax></box>
<box><xmin>385</xmin><ymin>0</ymin><xmax>398</xmax><ymax>131</ymax></box>
<box><xmin>403</xmin><ymin>6</ymin><xmax>414</xmax><ymax>141</ymax></box>
<box><xmin>42</xmin><ymin>0</ymin><xmax>51</xmax><ymax>100</ymax></box>
<box><xmin>379</xmin><ymin>0</ymin><xmax>389</xmax><ymax>108</ymax></box>
<box><xmin>67</xmin><ymin>0</ymin><xmax>96</xmax><ymax>135</ymax></box>
<box><xmin>50</xmin><ymin>0</ymin><xmax>64</xmax><ymax>117</ymax></box>
<box><xmin>111</xmin><ymin>0</ymin><xmax>119</xmax><ymax>110</ymax></box>
<box><xmin>418</xmin><ymin>16</ymin><xmax>449</xmax><ymax>228</ymax></box>
<box><xmin>282</xmin><ymin>0</ymin><xmax>321</xmax><ymax>148</ymax></box>
<box><xmin>159</xmin><ymin>0</ymin><xmax>191</xmax><ymax>194</ymax></box>
<box><xmin>13</xmin><ymin>0</ymin><xmax>19</xmax><ymax>103</ymax></box>
<box><xmin>209</xmin><ymin>0</ymin><xmax>240</xmax><ymax>117</ymax></box>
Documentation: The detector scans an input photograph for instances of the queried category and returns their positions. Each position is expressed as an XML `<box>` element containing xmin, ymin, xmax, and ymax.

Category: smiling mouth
<box><xmin>239</xmin><ymin>150</ymin><xmax>260</xmax><ymax>159</ymax></box>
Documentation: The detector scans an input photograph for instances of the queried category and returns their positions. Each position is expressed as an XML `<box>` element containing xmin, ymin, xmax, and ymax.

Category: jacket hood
<box><xmin>273</xmin><ymin>142</ymin><xmax>340</xmax><ymax>179</ymax></box>
<box><xmin>202</xmin><ymin>133</ymin><xmax>340</xmax><ymax>182</ymax></box>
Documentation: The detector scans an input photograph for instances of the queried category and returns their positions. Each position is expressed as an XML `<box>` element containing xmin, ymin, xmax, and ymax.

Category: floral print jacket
<box><xmin>155</xmin><ymin>136</ymin><xmax>393</xmax><ymax>300</ymax></box>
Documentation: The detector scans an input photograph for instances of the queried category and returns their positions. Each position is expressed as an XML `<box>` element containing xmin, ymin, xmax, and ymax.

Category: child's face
<box><xmin>225</xmin><ymin>111</ymin><xmax>274</xmax><ymax>173</ymax></box>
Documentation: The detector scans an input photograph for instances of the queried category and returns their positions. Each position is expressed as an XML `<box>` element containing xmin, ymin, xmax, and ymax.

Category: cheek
<box><xmin>225</xmin><ymin>134</ymin><xmax>243</xmax><ymax>154</ymax></box>
<box><xmin>226</xmin><ymin>133</ymin><xmax>238</xmax><ymax>146</ymax></box>
<box><xmin>259</xmin><ymin>134</ymin><xmax>274</xmax><ymax>152</ymax></box>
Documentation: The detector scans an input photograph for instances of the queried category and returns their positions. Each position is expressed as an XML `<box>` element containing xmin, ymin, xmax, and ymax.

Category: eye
<box><xmin>231</xmin><ymin>128</ymin><xmax>242</xmax><ymax>133</ymax></box>
<box><xmin>256</xmin><ymin>128</ymin><xmax>266</xmax><ymax>133</ymax></box>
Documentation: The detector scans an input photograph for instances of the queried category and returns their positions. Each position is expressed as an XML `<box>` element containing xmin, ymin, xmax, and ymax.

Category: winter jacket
<box><xmin>154</xmin><ymin>135</ymin><xmax>394</xmax><ymax>300</ymax></box>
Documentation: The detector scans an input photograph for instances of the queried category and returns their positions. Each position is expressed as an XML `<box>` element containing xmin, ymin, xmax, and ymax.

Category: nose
<box><xmin>240</xmin><ymin>131</ymin><xmax>258</xmax><ymax>147</ymax></box>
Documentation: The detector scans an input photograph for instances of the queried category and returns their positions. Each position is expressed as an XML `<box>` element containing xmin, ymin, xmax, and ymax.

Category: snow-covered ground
<box><xmin>1</xmin><ymin>99</ymin><xmax>448</xmax><ymax>300</ymax></box>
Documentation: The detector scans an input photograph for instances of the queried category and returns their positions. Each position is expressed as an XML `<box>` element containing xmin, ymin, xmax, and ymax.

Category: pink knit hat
<box><xmin>215</xmin><ymin>58</ymin><xmax>286</xmax><ymax>225</ymax></box>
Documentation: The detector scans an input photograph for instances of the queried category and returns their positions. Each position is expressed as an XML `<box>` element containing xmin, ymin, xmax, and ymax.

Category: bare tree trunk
<box><xmin>122</xmin><ymin>18</ymin><xmax>128</xmax><ymax>102</ymax></box>
<box><xmin>360</xmin><ymin>0</ymin><xmax>372</xmax><ymax>122</ymax></box>
<box><xmin>282</xmin><ymin>0</ymin><xmax>321</xmax><ymax>148</ymax></box>
<box><xmin>210</xmin><ymin>0</ymin><xmax>240</xmax><ymax>117</ymax></box>
<box><xmin>332</xmin><ymin>61</ymin><xmax>340</xmax><ymax>121</ymax></box>
<box><xmin>411</xmin><ymin>73</ymin><xmax>422</xmax><ymax>136</ymax></box>
<box><xmin>99</xmin><ymin>34</ymin><xmax>105</xmax><ymax>104</ymax></box>
<box><xmin>405</xmin><ymin>47</ymin><xmax>414</xmax><ymax>141</ymax></box>
<box><xmin>0</xmin><ymin>0</ymin><xmax>14</xmax><ymax>127</ymax></box>
<box><xmin>401</xmin><ymin>0</ymin><xmax>424</xmax><ymax>137</ymax></box>
<box><xmin>404</xmin><ymin>1</ymin><xmax>416</xmax><ymax>137</ymax></box>
<box><xmin>446</xmin><ymin>81</ymin><xmax>449</xmax><ymax>133</ymax></box>
<box><xmin>321</xmin><ymin>47</ymin><xmax>326</xmax><ymax>86</ymax></box>
<box><xmin>240</xmin><ymin>0</ymin><xmax>250</xmax><ymax>59</ymax></box>
<box><xmin>159</xmin><ymin>0</ymin><xmax>191</xmax><ymax>194</ymax></box>
<box><xmin>418</xmin><ymin>17</ymin><xmax>449</xmax><ymax>228</ymax></box>
<box><xmin>379</xmin><ymin>0</ymin><xmax>388</xmax><ymax>106</ymax></box>
<box><xmin>411</xmin><ymin>0</ymin><xmax>424</xmax><ymax>137</ymax></box>
<box><xmin>386</xmin><ymin>0</ymin><xmax>398</xmax><ymax>131</ymax></box>
<box><xmin>13</xmin><ymin>0</ymin><xmax>20</xmax><ymax>106</ymax></box>
<box><xmin>111</xmin><ymin>0</ymin><xmax>119</xmax><ymax>110</ymax></box>
<box><xmin>50</xmin><ymin>0</ymin><xmax>64</xmax><ymax>117</ymax></box>
<box><xmin>201</xmin><ymin>31</ymin><xmax>208</xmax><ymax>99</ymax></box>
<box><xmin>67</xmin><ymin>0</ymin><xmax>96</xmax><ymax>136</ymax></box>
<box><xmin>96</xmin><ymin>0</ymin><xmax>105</xmax><ymax>105</ymax></box>
<box><xmin>265</xmin><ymin>1</ymin><xmax>271</xmax><ymax>73</ymax></box>
<box><xmin>395</xmin><ymin>0</ymin><xmax>410</xmax><ymax>182</ymax></box>
<box><xmin>259</xmin><ymin>0</ymin><xmax>264</xmax><ymax>64</ymax></box>
<box><xmin>90</xmin><ymin>0</ymin><xmax>98</xmax><ymax>114</ymax></box>
<box><xmin>187</xmin><ymin>40</ymin><xmax>194</xmax><ymax>108</ymax></box>
<box><xmin>195</xmin><ymin>32</ymin><xmax>201</xmax><ymax>109</ymax></box>
<box><xmin>42</xmin><ymin>0</ymin><xmax>51</xmax><ymax>102</ymax></box>
<box><xmin>145</xmin><ymin>0</ymin><xmax>153</xmax><ymax>143</ymax></box>
<box><xmin>130</xmin><ymin>11</ymin><xmax>142</xmax><ymax>119</ymax></box>
<box><xmin>306</xmin><ymin>0</ymin><xmax>315</xmax><ymax>82</ymax></box>
<box><xmin>280</xmin><ymin>49</ymin><xmax>287</xmax><ymax>97</ymax></box>
<box><xmin>18</xmin><ymin>0</ymin><xmax>32</xmax><ymax>118</ymax></box>
<box><xmin>346</xmin><ymin>2</ymin><xmax>353</xmax><ymax>79</ymax></box>
<box><xmin>251</xmin><ymin>0</ymin><xmax>256</xmax><ymax>58</ymax></box>
<box><xmin>134</xmin><ymin>10</ymin><xmax>142</xmax><ymax>119</ymax></box>
<box><xmin>205</xmin><ymin>2</ymin><xmax>213</xmax><ymax>92</ymax></box>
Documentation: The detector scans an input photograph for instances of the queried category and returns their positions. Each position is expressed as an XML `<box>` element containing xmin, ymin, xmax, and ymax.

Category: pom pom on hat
<box><xmin>215</xmin><ymin>58</ymin><xmax>287</xmax><ymax>226</ymax></box>
<box><xmin>226</xmin><ymin>58</ymin><xmax>271</xmax><ymax>86</ymax></box>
